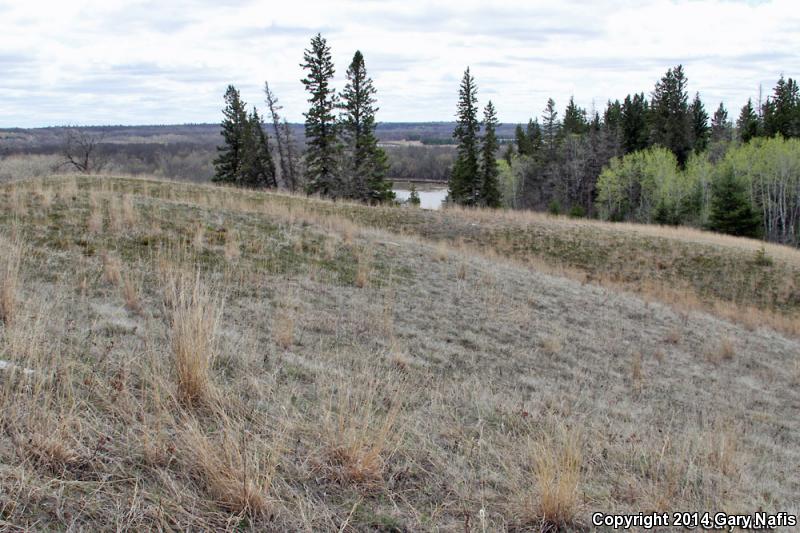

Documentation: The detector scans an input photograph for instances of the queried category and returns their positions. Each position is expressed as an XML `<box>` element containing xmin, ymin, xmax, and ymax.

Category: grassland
<box><xmin>0</xmin><ymin>175</ymin><xmax>798</xmax><ymax>531</ymax></box>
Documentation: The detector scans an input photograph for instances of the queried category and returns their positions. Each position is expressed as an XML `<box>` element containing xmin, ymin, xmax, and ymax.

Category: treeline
<box><xmin>489</xmin><ymin>66</ymin><xmax>800</xmax><ymax>244</ymax></box>
<box><xmin>213</xmin><ymin>34</ymin><xmax>393</xmax><ymax>203</ymax></box>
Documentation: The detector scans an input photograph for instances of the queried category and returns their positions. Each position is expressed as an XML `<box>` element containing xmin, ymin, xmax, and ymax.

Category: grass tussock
<box><xmin>513</xmin><ymin>425</ymin><xmax>583</xmax><ymax>530</ymax></box>
<box><xmin>320</xmin><ymin>371</ymin><xmax>404</xmax><ymax>487</ymax></box>
<box><xmin>169</xmin><ymin>271</ymin><xmax>222</xmax><ymax>407</ymax></box>
<box><xmin>120</xmin><ymin>270</ymin><xmax>142</xmax><ymax>314</ymax></box>
<box><xmin>101</xmin><ymin>252</ymin><xmax>122</xmax><ymax>286</ymax></box>
<box><xmin>179</xmin><ymin>416</ymin><xmax>277</xmax><ymax>516</ymax></box>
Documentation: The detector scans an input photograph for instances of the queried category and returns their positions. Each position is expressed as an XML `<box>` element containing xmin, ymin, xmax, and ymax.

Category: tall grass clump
<box><xmin>513</xmin><ymin>424</ymin><xmax>583</xmax><ymax>530</ymax></box>
<box><xmin>321</xmin><ymin>369</ymin><xmax>405</xmax><ymax>486</ymax></box>
<box><xmin>179</xmin><ymin>415</ymin><xmax>277</xmax><ymax>515</ymax></box>
<box><xmin>169</xmin><ymin>271</ymin><xmax>223</xmax><ymax>406</ymax></box>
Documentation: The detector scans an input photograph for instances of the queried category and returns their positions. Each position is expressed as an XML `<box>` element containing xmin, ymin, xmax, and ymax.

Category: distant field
<box><xmin>0</xmin><ymin>175</ymin><xmax>798</xmax><ymax>531</ymax></box>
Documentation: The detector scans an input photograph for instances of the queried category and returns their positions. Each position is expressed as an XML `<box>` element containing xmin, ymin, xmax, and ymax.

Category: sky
<box><xmin>0</xmin><ymin>0</ymin><xmax>798</xmax><ymax>128</ymax></box>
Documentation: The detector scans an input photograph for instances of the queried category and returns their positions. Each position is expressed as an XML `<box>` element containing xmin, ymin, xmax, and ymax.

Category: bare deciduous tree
<box><xmin>61</xmin><ymin>128</ymin><xmax>106</xmax><ymax>174</ymax></box>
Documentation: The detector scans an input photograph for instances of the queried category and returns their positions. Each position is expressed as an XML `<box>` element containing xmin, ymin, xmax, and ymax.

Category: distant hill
<box><xmin>0</xmin><ymin>122</ymin><xmax>520</xmax><ymax>153</ymax></box>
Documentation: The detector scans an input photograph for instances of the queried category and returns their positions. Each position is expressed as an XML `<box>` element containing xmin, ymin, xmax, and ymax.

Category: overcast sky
<box><xmin>0</xmin><ymin>0</ymin><xmax>798</xmax><ymax>128</ymax></box>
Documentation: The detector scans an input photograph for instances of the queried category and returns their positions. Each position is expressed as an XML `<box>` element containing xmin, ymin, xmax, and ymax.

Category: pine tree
<box><xmin>621</xmin><ymin>93</ymin><xmax>649</xmax><ymax>153</ymax></box>
<box><xmin>737</xmin><ymin>99</ymin><xmax>759</xmax><ymax>143</ymax></box>
<box><xmin>650</xmin><ymin>65</ymin><xmax>692</xmax><ymax>166</ymax></box>
<box><xmin>562</xmin><ymin>96</ymin><xmax>587</xmax><ymax>135</ymax></box>
<box><xmin>339</xmin><ymin>50</ymin><xmax>393</xmax><ymax>203</ymax></box>
<box><xmin>213</xmin><ymin>85</ymin><xmax>248</xmax><ymax>184</ymax></box>
<box><xmin>479</xmin><ymin>101</ymin><xmax>501</xmax><ymax>207</ymax></box>
<box><xmin>448</xmin><ymin>68</ymin><xmax>480</xmax><ymax>205</ymax></box>
<box><xmin>689</xmin><ymin>92</ymin><xmax>710</xmax><ymax>153</ymax></box>
<box><xmin>707</xmin><ymin>168</ymin><xmax>761</xmax><ymax>238</ymax></box>
<box><xmin>239</xmin><ymin>108</ymin><xmax>277</xmax><ymax>188</ymax></box>
<box><xmin>301</xmin><ymin>33</ymin><xmax>339</xmax><ymax>197</ymax></box>
<box><xmin>711</xmin><ymin>102</ymin><xmax>730</xmax><ymax>143</ymax></box>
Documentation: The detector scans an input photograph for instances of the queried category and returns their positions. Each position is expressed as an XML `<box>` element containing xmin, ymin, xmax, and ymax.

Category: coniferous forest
<box><xmin>213</xmin><ymin>34</ymin><xmax>799</xmax><ymax>246</ymax></box>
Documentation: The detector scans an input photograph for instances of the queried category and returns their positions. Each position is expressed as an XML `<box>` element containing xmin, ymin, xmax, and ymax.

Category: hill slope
<box><xmin>0</xmin><ymin>176</ymin><xmax>798</xmax><ymax>531</ymax></box>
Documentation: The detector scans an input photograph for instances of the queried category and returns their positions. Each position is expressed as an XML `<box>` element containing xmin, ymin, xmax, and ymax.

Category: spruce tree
<box><xmin>763</xmin><ymin>76</ymin><xmax>800</xmax><ymax>138</ymax></box>
<box><xmin>689</xmin><ymin>92</ymin><xmax>710</xmax><ymax>153</ymax></box>
<box><xmin>604</xmin><ymin>99</ymin><xmax>623</xmax><ymax>132</ymax></box>
<box><xmin>515</xmin><ymin>124</ymin><xmax>532</xmax><ymax>156</ymax></box>
<box><xmin>541</xmin><ymin>98</ymin><xmax>560</xmax><ymax>156</ymax></box>
<box><xmin>621</xmin><ymin>93</ymin><xmax>649</xmax><ymax>153</ymax></box>
<box><xmin>239</xmin><ymin>108</ymin><xmax>277</xmax><ymax>188</ymax></box>
<box><xmin>737</xmin><ymin>99</ymin><xmax>759</xmax><ymax>143</ymax></box>
<box><xmin>711</xmin><ymin>102</ymin><xmax>730</xmax><ymax>143</ymax></box>
<box><xmin>650</xmin><ymin>65</ymin><xmax>692</xmax><ymax>166</ymax></box>
<box><xmin>339</xmin><ymin>50</ymin><xmax>393</xmax><ymax>203</ymax></box>
<box><xmin>707</xmin><ymin>168</ymin><xmax>761</xmax><ymax>238</ymax></box>
<box><xmin>479</xmin><ymin>101</ymin><xmax>501</xmax><ymax>207</ymax></box>
<box><xmin>213</xmin><ymin>85</ymin><xmax>248</xmax><ymax>184</ymax></box>
<box><xmin>301</xmin><ymin>33</ymin><xmax>339</xmax><ymax>197</ymax></box>
<box><xmin>562</xmin><ymin>96</ymin><xmax>587</xmax><ymax>135</ymax></box>
<box><xmin>448</xmin><ymin>68</ymin><xmax>480</xmax><ymax>205</ymax></box>
<box><xmin>526</xmin><ymin>119</ymin><xmax>543</xmax><ymax>155</ymax></box>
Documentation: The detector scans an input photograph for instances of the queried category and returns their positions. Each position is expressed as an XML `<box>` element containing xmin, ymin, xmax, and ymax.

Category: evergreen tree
<box><xmin>763</xmin><ymin>76</ymin><xmax>800</xmax><ymax>138</ymax></box>
<box><xmin>526</xmin><ymin>119</ymin><xmax>543</xmax><ymax>155</ymax></box>
<box><xmin>339</xmin><ymin>50</ymin><xmax>393</xmax><ymax>203</ymax></box>
<box><xmin>707</xmin><ymin>168</ymin><xmax>761</xmax><ymax>238</ymax></box>
<box><xmin>408</xmin><ymin>184</ymin><xmax>420</xmax><ymax>206</ymax></box>
<box><xmin>515</xmin><ymin>124</ymin><xmax>532</xmax><ymax>156</ymax></box>
<box><xmin>650</xmin><ymin>65</ymin><xmax>692</xmax><ymax>166</ymax></box>
<box><xmin>737</xmin><ymin>99</ymin><xmax>759</xmax><ymax>143</ymax></box>
<box><xmin>689</xmin><ymin>92</ymin><xmax>710</xmax><ymax>153</ymax></box>
<box><xmin>213</xmin><ymin>85</ymin><xmax>248</xmax><ymax>184</ymax></box>
<box><xmin>562</xmin><ymin>96</ymin><xmax>587</xmax><ymax>135</ymax></box>
<box><xmin>541</xmin><ymin>98</ymin><xmax>560</xmax><ymax>156</ymax></box>
<box><xmin>604</xmin><ymin>99</ymin><xmax>623</xmax><ymax>132</ymax></box>
<box><xmin>301</xmin><ymin>33</ymin><xmax>339</xmax><ymax>197</ymax></box>
<box><xmin>479</xmin><ymin>101</ymin><xmax>501</xmax><ymax>207</ymax></box>
<box><xmin>711</xmin><ymin>102</ymin><xmax>731</xmax><ymax>143</ymax></box>
<box><xmin>621</xmin><ymin>93</ymin><xmax>649</xmax><ymax>153</ymax></box>
<box><xmin>448</xmin><ymin>68</ymin><xmax>480</xmax><ymax>205</ymax></box>
<box><xmin>239</xmin><ymin>108</ymin><xmax>277</xmax><ymax>188</ymax></box>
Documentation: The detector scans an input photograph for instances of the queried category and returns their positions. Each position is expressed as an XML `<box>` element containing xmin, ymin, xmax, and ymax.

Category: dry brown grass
<box><xmin>541</xmin><ymin>334</ymin><xmax>563</xmax><ymax>355</ymax></box>
<box><xmin>354</xmin><ymin>249</ymin><xmax>372</xmax><ymax>288</ymax></box>
<box><xmin>320</xmin><ymin>371</ymin><xmax>404</xmax><ymax>486</ymax></box>
<box><xmin>224</xmin><ymin>230</ymin><xmax>240</xmax><ymax>262</ymax></box>
<box><xmin>0</xmin><ymin>175</ymin><xmax>796</xmax><ymax>530</ymax></box>
<box><xmin>169</xmin><ymin>271</ymin><xmax>222</xmax><ymax>406</ymax></box>
<box><xmin>0</xmin><ymin>236</ymin><xmax>22</xmax><ymax>325</ymax></box>
<box><xmin>101</xmin><ymin>252</ymin><xmax>122</xmax><ymax>286</ymax></box>
<box><xmin>179</xmin><ymin>415</ymin><xmax>277</xmax><ymax>515</ymax></box>
<box><xmin>120</xmin><ymin>271</ymin><xmax>142</xmax><ymax>314</ymax></box>
<box><xmin>121</xmin><ymin>193</ymin><xmax>137</xmax><ymax>226</ymax></box>
<box><xmin>513</xmin><ymin>424</ymin><xmax>583</xmax><ymax>530</ymax></box>
<box><xmin>707</xmin><ymin>337</ymin><xmax>736</xmax><ymax>364</ymax></box>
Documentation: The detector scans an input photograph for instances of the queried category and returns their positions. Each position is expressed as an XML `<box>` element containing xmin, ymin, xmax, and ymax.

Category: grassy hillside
<box><xmin>0</xmin><ymin>175</ymin><xmax>798</xmax><ymax>531</ymax></box>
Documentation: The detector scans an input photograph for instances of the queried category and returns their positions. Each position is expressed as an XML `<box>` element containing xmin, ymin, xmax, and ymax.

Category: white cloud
<box><xmin>0</xmin><ymin>0</ymin><xmax>797</xmax><ymax>127</ymax></box>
